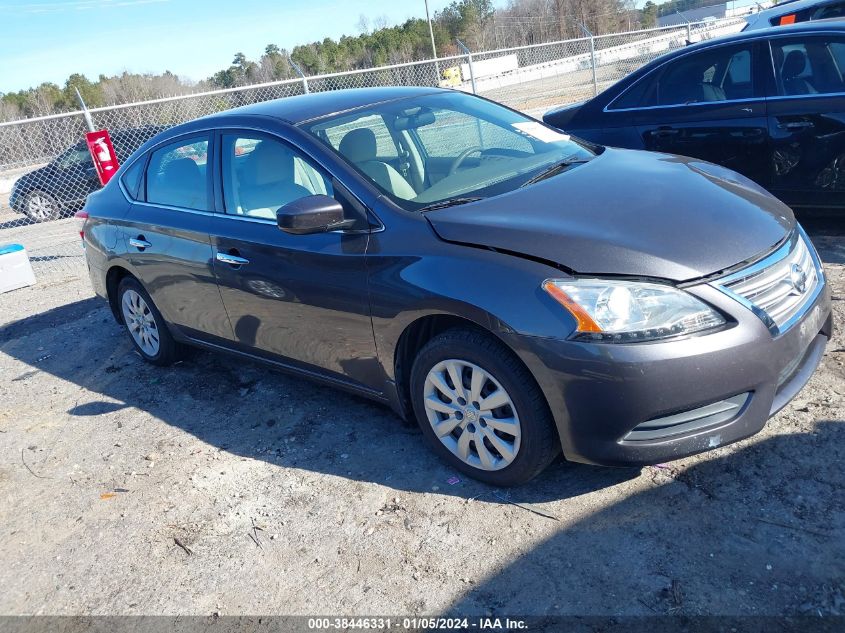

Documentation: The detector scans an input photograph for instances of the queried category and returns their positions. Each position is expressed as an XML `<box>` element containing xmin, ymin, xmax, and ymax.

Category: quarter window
<box><xmin>120</xmin><ymin>158</ymin><xmax>145</xmax><ymax>200</ymax></box>
<box><xmin>145</xmin><ymin>137</ymin><xmax>209</xmax><ymax>211</ymax></box>
<box><xmin>221</xmin><ymin>135</ymin><xmax>332</xmax><ymax>220</ymax></box>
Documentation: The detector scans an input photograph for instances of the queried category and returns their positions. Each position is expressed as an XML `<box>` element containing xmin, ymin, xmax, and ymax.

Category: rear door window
<box><xmin>654</xmin><ymin>44</ymin><xmax>755</xmax><ymax>106</ymax></box>
<box><xmin>145</xmin><ymin>137</ymin><xmax>210</xmax><ymax>211</ymax></box>
<box><xmin>771</xmin><ymin>37</ymin><xmax>845</xmax><ymax>96</ymax></box>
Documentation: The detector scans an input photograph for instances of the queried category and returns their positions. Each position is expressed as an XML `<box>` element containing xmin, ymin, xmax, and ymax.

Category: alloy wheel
<box><xmin>121</xmin><ymin>289</ymin><xmax>161</xmax><ymax>356</ymax></box>
<box><xmin>27</xmin><ymin>194</ymin><xmax>56</xmax><ymax>221</ymax></box>
<box><xmin>422</xmin><ymin>359</ymin><xmax>521</xmax><ymax>471</ymax></box>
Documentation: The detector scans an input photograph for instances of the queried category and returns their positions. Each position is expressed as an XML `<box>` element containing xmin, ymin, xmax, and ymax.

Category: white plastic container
<box><xmin>0</xmin><ymin>244</ymin><xmax>36</xmax><ymax>294</ymax></box>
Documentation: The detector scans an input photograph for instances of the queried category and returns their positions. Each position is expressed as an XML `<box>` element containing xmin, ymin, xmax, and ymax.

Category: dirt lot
<box><xmin>0</xmin><ymin>218</ymin><xmax>843</xmax><ymax>619</ymax></box>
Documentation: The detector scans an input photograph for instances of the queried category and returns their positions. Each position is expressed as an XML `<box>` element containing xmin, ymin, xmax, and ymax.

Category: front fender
<box><xmin>366</xmin><ymin>221</ymin><xmax>580</xmax><ymax>383</ymax></box>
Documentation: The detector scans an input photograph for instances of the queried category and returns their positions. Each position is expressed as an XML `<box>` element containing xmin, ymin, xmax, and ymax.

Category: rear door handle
<box><xmin>129</xmin><ymin>237</ymin><xmax>152</xmax><ymax>250</ymax></box>
<box><xmin>216</xmin><ymin>252</ymin><xmax>250</xmax><ymax>267</ymax></box>
<box><xmin>778</xmin><ymin>121</ymin><xmax>814</xmax><ymax>130</ymax></box>
<box><xmin>652</xmin><ymin>127</ymin><xmax>680</xmax><ymax>138</ymax></box>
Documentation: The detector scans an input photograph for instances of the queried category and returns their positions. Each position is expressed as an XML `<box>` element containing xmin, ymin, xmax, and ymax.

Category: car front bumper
<box><xmin>507</xmin><ymin>279</ymin><xmax>833</xmax><ymax>467</ymax></box>
<box><xmin>8</xmin><ymin>188</ymin><xmax>22</xmax><ymax>213</ymax></box>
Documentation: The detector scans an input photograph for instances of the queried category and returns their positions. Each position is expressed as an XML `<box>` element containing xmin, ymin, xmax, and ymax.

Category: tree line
<box><xmin>2</xmin><ymin>0</ymin><xmax>656</xmax><ymax>122</ymax></box>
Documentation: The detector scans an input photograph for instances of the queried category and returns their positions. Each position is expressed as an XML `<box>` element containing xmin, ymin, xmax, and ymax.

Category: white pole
<box><xmin>75</xmin><ymin>87</ymin><xmax>96</xmax><ymax>132</ymax></box>
<box><xmin>456</xmin><ymin>39</ymin><xmax>476</xmax><ymax>94</ymax></box>
<box><xmin>425</xmin><ymin>0</ymin><xmax>441</xmax><ymax>79</ymax></box>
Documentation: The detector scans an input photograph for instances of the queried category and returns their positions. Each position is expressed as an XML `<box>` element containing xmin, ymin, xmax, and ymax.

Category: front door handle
<box><xmin>129</xmin><ymin>237</ymin><xmax>152</xmax><ymax>250</ymax></box>
<box><xmin>216</xmin><ymin>252</ymin><xmax>250</xmax><ymax>267</ymax></box>
<box><xmin>778</xmin><ymin>121</ymin><xmax>814</xmax><ymax>130</ymax></box>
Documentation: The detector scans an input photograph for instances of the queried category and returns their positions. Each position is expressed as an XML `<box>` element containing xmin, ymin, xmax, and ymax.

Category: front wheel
<box><xmin>410</xmin><ymin>328</ymin><xmax>560</xmax><ymax>486</ymax></box>
<box><xmin>118</xmin><ymin>277</ymin><xmax>182</xmax><ymax>366</ymax></box>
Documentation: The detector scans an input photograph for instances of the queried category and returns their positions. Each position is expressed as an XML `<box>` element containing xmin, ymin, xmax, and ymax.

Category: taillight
<box><xmin>75</xmin><ymin>210</ymin><xmax>89</xmax><ymax>241</ymax></box>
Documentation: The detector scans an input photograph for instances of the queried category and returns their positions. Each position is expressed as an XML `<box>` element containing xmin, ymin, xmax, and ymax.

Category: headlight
<box><xmin>542</xmin><ymin>279</ymin><xmax>725</xmax><ymax>343</ymax></box>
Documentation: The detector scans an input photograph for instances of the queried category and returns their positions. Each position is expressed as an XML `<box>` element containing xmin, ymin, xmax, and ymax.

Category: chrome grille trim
<box><xmin>712</xmin><ymin>227</ymin><xmax>824</xmax><ymax>336</ymax></box>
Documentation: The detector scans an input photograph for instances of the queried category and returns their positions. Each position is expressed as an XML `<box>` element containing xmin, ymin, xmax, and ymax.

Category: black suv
<box><xmin>543</xmin><ymin>22</ymin><xmax>845</xmax><ymax>212</ymax></box>
<box><xmin>10</xmin><ymin>126</ymin><xmax>163</xmax><ymax>222</ymax></box>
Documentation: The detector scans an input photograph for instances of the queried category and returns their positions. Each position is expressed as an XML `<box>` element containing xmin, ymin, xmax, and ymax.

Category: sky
<box><xmin>0</xmin><ymin>0</ymin><xmax>488</xmax><ymax>93</ymax></box>
<box><xmin>0</xmin><ymin>0</ymin><xmax>755</xmax><ymax>94</ymax></box>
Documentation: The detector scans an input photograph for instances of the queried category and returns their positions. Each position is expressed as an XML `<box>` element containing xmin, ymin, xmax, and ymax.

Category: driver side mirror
<box><xmin>277</xmin><ymin>195</ymin><xmax>357</xmax><ymax>235</ymax></box>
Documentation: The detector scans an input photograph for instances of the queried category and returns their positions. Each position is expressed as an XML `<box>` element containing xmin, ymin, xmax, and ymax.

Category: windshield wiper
<box><xmin>418</xmin><ymin>197</ymin><xmax>485</xmax><ymax>212</ymax></box>
<box><xmin>520</xmin><ymin>158</ymin><xmax>591</xmax><ymax>188</ymax></box>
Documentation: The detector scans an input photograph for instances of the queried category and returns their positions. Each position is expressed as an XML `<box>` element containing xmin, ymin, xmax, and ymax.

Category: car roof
<box><xmin>213</xmin><ymin>86</ymin><xmax>445</xmax><ymax>125</ymax></box>
<box><xmin>755</xmin><ymin>0</ymin><xmax>841</xmax><ymax>19</ymax></box>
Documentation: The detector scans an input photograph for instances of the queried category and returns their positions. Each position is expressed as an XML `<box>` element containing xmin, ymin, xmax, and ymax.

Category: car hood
<box><xmin>426</xmin><ymin>148</ymin><xmax>795</xmax><ymax>282</ymax></box>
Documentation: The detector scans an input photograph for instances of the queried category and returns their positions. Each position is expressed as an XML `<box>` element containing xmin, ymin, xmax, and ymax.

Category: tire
<box><xmin>410</xmin><ymin>328</ymin><xmax>560</xmax><ymax>486</ymax></box>
<box><xmin>117</xmin><ymin>277</ymin><xmax>182</xmax><ymax>366</ymax></box>
<box><xmin>23</xmin><ymin>191</ymin><xmax>60</xmax><ymax>223</ymax></box>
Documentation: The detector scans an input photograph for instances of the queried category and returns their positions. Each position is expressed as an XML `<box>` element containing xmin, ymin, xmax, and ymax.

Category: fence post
<box><xmin>74</xmin><ymin>87</ymin><xmax>96</xmax><ymax>132</ymax></box>
<box><xmin>456</xmin><ymin>39</ymin><xmax>477</xmax><ymax>94</ymax></box>
<box><xmin>676</xmin><ymin>11</ymin><xmax>692</xmax><ymax>42</ymax></box>
<box><xmin>577</xmin><ymin>23</ymin><xmax>598</xmax><ymax>97</ymax></box>
<box><xmin>288</xmin><ymin>58</ymin><xmax>310</xmax><ymax>94</ymax></box>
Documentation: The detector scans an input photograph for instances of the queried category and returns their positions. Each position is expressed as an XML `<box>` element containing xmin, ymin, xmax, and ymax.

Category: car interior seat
<box><xmin>156</xmin><ymin>158</ymin><xmax>205</xmax><ymax>209</ymax></box>
<box><xmin>338</xmin><ymin>128</ymin><xmax>417</xmax><ymax>200</ymax></box>
<box><xmin>782</xmin><ymin>49</ymin><xmax>817</xmax><ymax>95</ymax></box>
<box><xmin>695</xmin><ymin>81</ymin><xmax>727</xmax><ymax>102</ymax></box>
<box><xmin>239</xmin><ymin>141</ymin><xmax>313</xmax><ymax>218</ymax></box>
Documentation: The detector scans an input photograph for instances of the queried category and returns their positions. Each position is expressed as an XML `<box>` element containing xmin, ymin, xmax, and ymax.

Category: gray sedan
<box><xmin>79</xmin><ymin>87</ymin><xmax>832</xmax><ymax>485</ymax></box>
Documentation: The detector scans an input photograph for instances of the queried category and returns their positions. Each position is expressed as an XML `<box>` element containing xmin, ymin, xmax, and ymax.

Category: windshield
<box><xmin>301</xmin><ymin>91</ymin><xmax>597</xmax><ymax>211</ymax></box>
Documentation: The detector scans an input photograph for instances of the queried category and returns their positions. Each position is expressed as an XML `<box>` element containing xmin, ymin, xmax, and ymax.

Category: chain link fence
<box><xmin>0</xmin><ymin>18</ymin><xmax>744</xmax><ymax>285</ymax></box>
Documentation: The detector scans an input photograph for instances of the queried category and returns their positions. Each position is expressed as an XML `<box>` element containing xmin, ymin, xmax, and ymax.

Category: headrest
<box><xmin>247</xmin><ymin>141</ymin><xmax>295</xmax><ymax>186</ymax></box>
<box><xmin>783</xmin><ymin>50</ymin><xmax>807</xmax><ymax>79</ymax></box>
<box><xmin>162</xmin><ymin>158</ymin><xmax>201</xmax><ymax>184</ymax></box>
<box><xmin>338</xmin><ymin>128</ymin><xmax>377</xmax><ymax>164</ymax></box>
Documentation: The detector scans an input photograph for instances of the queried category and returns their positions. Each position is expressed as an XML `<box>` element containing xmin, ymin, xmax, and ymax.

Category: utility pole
<box><xmin>74</xmin><ymin>87</ymin><xmax>95</xmax><ymax>133</ymax></box>
<box><xmin>424</xmin><ymin>0</ymin><xmax>440</xmax><ymax>79</ymax></box>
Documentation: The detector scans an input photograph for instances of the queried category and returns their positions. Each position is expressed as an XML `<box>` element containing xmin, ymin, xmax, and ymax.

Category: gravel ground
<box><xmin>0</xmin><ymin>217</ymin><xmax>843</xmax><ymax>619</ymax></box>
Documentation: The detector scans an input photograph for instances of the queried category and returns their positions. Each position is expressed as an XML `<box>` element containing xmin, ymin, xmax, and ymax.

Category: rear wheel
<box><xmin>410</xmin><ymin>328</ymin><xmax>560</xmax><ymax>486</ymax></box>
<box><xmin>24</xmin><ymin>191</ymin><xmax>60</xmax><ymax>222</ymax></box>
<box><xmin>118</xmin><ymin>277</ymin><xmax>182</xmax><ymax>366</ymax></box>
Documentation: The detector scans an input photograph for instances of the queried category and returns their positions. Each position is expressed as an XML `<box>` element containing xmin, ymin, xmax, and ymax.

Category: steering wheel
<box><xmin>448</xmin><ymin>147</ymin><xmax>484</xmax><ymax>176</ymax></box>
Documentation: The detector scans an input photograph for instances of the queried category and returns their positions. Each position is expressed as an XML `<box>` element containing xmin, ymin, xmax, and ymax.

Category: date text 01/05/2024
<box><xmin>307</xmin><ymin>617</ymin><xmax>528</xmax><ymax>630</ymax></box>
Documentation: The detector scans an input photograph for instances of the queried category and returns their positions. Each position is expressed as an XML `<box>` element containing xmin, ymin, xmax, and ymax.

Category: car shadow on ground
<box><xmin>0</xmin><ymin>296</ymin><xmax>638</xmax><ymax>504</ymax></box>
<box><xmin>441</xmin><ymin>421</ymin><xmax>845</xmax><ymax>618</ymax></box>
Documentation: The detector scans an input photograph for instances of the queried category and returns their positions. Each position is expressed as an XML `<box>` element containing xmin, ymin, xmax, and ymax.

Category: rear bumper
<box><xmin>86</xmin><ymin>255</ymin><xmax>108</xmax><ymax>302</ymax></box>
<box><xmin>507</xmin><ymin>281</ymin><xmax>832</xmax><ymax>466</ymax></box>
